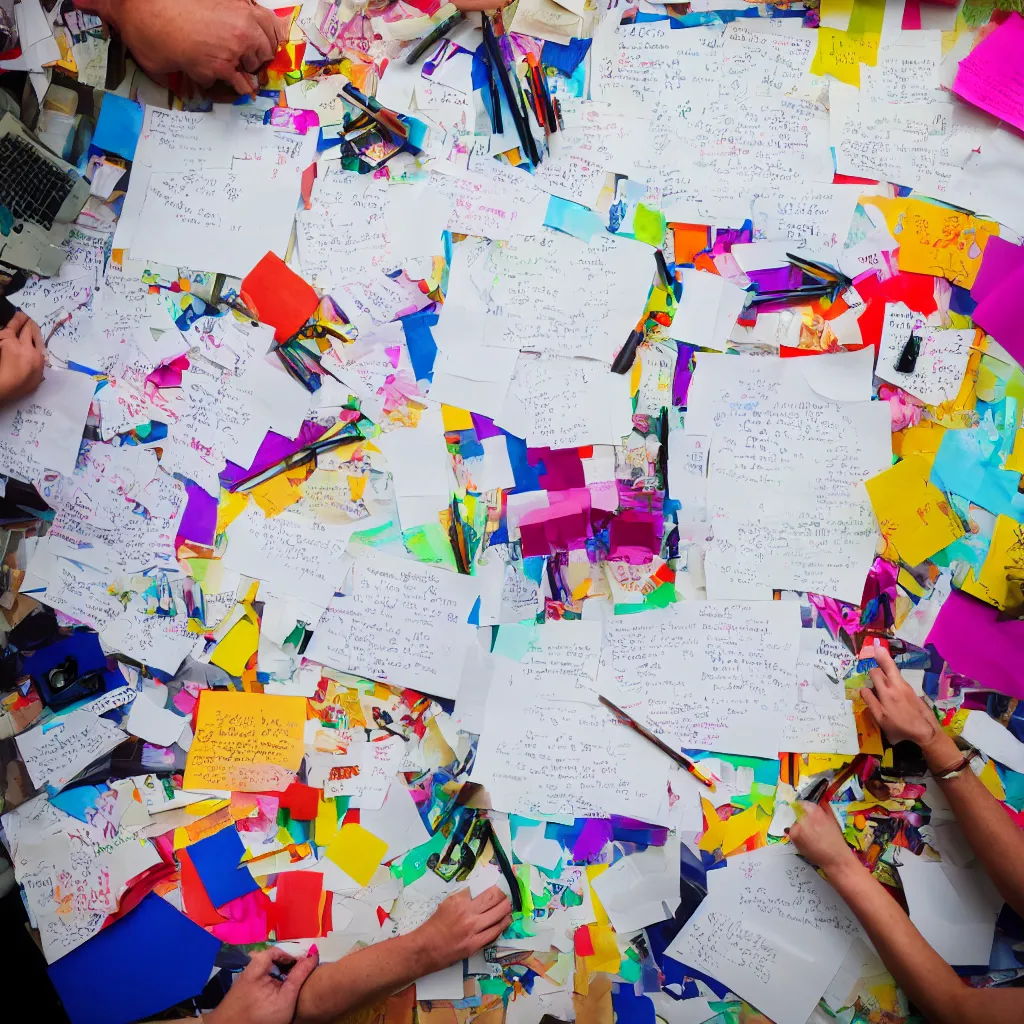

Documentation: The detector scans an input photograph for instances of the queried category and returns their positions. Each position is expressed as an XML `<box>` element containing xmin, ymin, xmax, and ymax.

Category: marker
<box><xmin>405</xmin><ymin>10</ymin><xmax>466</xmax><ymax>65</ymax></box>
<box><xmin>598</xmin><ymin>694</ymin><xmax>717</xmax><ymax>791</ymax></box>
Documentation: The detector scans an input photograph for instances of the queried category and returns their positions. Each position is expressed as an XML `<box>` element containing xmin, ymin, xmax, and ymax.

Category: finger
<box><xmin>17</xmin><ymin>321</ymin><xmax>37</xmax><ymax>349</ymax></box>
<box><xmin>471</xmin><ymin>886</ymin><xmax>507</xmax><ymax>911</ymax></box>
<box><xmin>860</xmin><ymin>686</ymin><xmax>885</xmax><ymax>727</ymax></box>
<box><xmin>873</xmin><ymin>644</ymin><xmax>903</xmax><ymax>686</ymax></box>
<box><xmin>6</xmin><ymin>311</ymin><xmax>27</xmax><ymax>334</ymax></box>
<box><xmin>867</xmin><ymin>664</ymin><xmax>889</xmax><ymax>694</ymax></box>
<box><xmin>241</xmin><ymin>50</ymin><xmax>264</xmax><ymax>74</ymax></box>
<box><xmin>478</xmin><ymin>915</ymin><xmax>512</xmax><ymax>947</ymax></box>
<box><xmin>229</xmin><ymin>69</ymin><xmax>258</xmax><ymax>95</ymax></box>
<box><xmin>248</xmin><ymin>948</ymin><xmax>278</xmax><ymax>971</ymax></box>
<box><xmin>252</xmin><ymin>6</ymin><xmax>284</xmax><ymax>51</ymax></box>
<box><xmin>189</xmin><ymin>67</ymin><xmax>218</xmax><ymax>88</ymax></box>
<box><xmin>280</xmin><ymin>948</ymin><xmax>318</xmax><ymax>997</ymax></box>
<box><xmin>28</xmin><ymin>320</ymin><xmax>43</xmax><ymax>350</ymax></box>
<box><xmin>273</xmin><ymin>12</ymin><xmax>290</xmax><ymax>45</ymax></box>
<box><xmin>475</xmin><ymin>897</ymin><xmax>512</xmax><ymax>931</ymax></box>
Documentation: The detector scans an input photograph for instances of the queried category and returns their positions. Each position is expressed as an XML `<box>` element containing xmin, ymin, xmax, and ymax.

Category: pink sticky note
<box><xmin>953</xmin><ymin>14</ymin><xmax>1024</xmax><ymax>133</ymax></box>
<box><xmin>971</xmin><ymin>237</ymin><xmax>1024</xmax><ymax>303</ymax></box>
<box><xmin>927</xmin><ymin>589</ymin><xmax>1024</xmax><ymax>698</ymax></box>
<box><xmin>973</xmin><ymin>264</ymin><xmax>1024</xmax><ymax>365</ymax></box>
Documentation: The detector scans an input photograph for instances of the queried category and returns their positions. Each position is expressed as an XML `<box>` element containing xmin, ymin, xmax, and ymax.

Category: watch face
<box><xmin>47</xmin><ymin>656</ymin><xmax>78</xmax><ymax>692</ymax></box>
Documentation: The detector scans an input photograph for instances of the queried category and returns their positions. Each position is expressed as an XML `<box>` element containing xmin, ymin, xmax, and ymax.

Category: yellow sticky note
<box><xmin>249</xmin><ymin>469</ymin><xmax>307</xmax><ymax>517</ymax></box>
<box><xmin>210</xmin><ymin>612</ymin><xmax>260</xmax><ymax>677</ymax></box>
<box><xmin>183</xmin><ymin>691</ymin><xmax>306</xmax><ymax>790</ymax></box>
<box><xmin>962</xmin><ymin>515</ymin><xmax>1024</xmax><ymax>610</ymax></box>
<box><xmin>804</xmin><ymin>753</ymin><xmax>856</xmax><ymax>775</ymax></box>
<box><xmin>325</xmin><ymin>822</ymin><xmax>389</xmax><ymax>887</ymax></box>
<box><xmin>865</xmin><ymin>455</ymin><xmax>964</xmax><ymax>567</ymax></box>
<box><xmin>895</xmin><ymin>421</ymin><xmax>946</xmax><ymax>460</ymax></box>
<box><xmin>315</xmin><ymin>797</ymin><xmax>339</xmax><ymax>847</ymax></box>
<box><xmin>697</xmin><ymin>796</ymin><xmax>727</xmax><ymax>854</ymax></box>
<box><xmin>860</xmin><ymin>197</ymin><xmax>998</xmax><ymax>289</ymax></box>
<box><xmin>586</xmin><ymin>865</ymin><xmax>610</xmax><ymax>927</ymax></box>
<box><xmin>441</xmin><ymin>404</ymin><xmax>473</xmax><ymax>431</ymax></box>
<box><xmin>585</xmin><ymin>924</ymin><xmax>620</xmax><ymax>973</ymax></box>
<box><xmin>810</xmin><ymin>0</ymin><xmax>884</xmax><ymax>85</ymax></box>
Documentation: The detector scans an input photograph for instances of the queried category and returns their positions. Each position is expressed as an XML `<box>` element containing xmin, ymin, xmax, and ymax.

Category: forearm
<box><xmin>923</xmin><ymin>731</ymin><xmax>1024</xmax><ymax>916</ymax></box>
<box><xmin>295</xmin><ymin>929</ymin><xmax>437</xmax><ymax>1024</ymax></box>
<box><xmin>826</xmin><ymin>855</ymin><xmax>968</xmax><ymax>1024</ymax></box>
<box><xmin>73</xmin><ymin>0</ymin><xmax>122</xmax><ymax>27</ymax></box>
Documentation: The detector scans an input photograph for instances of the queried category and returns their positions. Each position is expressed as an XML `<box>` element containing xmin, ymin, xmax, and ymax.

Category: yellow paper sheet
<box><xmin>441</xmin><ymin>405</ymin><xmax>474</xmax><ymax>431</ymax></box>
<box><xmin>810</xmin><ymin>0</ymin><xmax>885</xmax><ymax>85</ymax></box>
<box><xmin>961</xmin><ymin>515</ymin><xmax>1024</xmax><ymax>610</ymax></box>
<box><xmin>721</xmin><ymin>804</ymin><xmax>768</xmax><ymax>854</ymax></box>
<box><xmin>210</xmin><ymin>610</ymin><xmax>261</xmax><ymax>677</ymax></box>
<box><xmin>865</xmin><ymin>454</ymin><xmax>965</xmax><ymax>567</ymax></box>
<box><xmin>585</xmin><ymin>865</ymin><xmax>610</xmax><ymax>927</ymax></box>
<box><xmin>860</xmin><ymin>197</ymin><xmax>998</xmax><ymax>289</ymax></box>
<box><xmin>183</xmin><ymin>691</ymin><xmax>306</xmax><ymax>790</ymax></box>
<box><xmin>585</xmin><ymin>925</ymin><xmax>620</xmax><ymax>974</ymax></box>
<box><xmin>325</xmin><ymin>822</ymin><xmax>389</xmax><ymax>886</ymax></box>
<box><xmin>315</xmin><ymin>796</ymin><xmax>340</xmax><ymax>847</ymax></box>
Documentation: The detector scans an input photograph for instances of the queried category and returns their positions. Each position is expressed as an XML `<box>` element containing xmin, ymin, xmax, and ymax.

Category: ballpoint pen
<box><xmin>599</xmin><ymin>694</ymin><xmax>717</xmax><ymax>791</ymax></box>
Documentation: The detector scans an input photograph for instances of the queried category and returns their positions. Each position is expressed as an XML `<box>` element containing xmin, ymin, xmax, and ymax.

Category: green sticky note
<box><xmin>633</xmin><ymin>203</ymin><xmax>667</xmax><ymax>248</ymax></box>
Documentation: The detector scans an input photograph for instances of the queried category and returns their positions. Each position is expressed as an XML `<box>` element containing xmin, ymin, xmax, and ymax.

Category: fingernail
<box><xmin>307</xmin><ymin>944</ymin><xmax>318</xmax><ymax>958</ymax></box>
<box><xmin>784</xmin><ymin>827</ymin><xmax>791</xmax><ymax>834</ymax></box>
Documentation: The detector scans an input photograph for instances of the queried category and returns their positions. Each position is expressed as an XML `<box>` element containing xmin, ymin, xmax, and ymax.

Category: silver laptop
<box><xmin>0</xmin><ymin>112</ymin><xmax>90</xmax><ymax>277</ymax></box>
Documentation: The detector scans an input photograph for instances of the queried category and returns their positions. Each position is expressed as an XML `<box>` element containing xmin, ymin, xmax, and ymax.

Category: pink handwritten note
<box><xmin>953</xmin><ymin>13</ymin><xmax>1024</xmax><ymax>133</ymax></box>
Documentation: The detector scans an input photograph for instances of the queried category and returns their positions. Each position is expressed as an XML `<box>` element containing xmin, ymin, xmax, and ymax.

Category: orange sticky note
<box><xmin>240</xmin><ymin>252</ymin><xmax>319</xmax><ymax>342</ymax></box>
<box><xmin>324</xmin><ymin>822</ymin><xmax>389</xmax><ymax>887</ymax></box>
<box><xmin>183</xmin><ymin>691</ymin><xmax>306</xmax><ymax>791</ymax></box>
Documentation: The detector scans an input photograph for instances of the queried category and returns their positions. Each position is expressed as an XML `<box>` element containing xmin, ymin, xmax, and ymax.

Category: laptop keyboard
<box><xmin>0</xmin><ymin>134</ymin><xmax>75</xmax><ymax>231</ymax></box>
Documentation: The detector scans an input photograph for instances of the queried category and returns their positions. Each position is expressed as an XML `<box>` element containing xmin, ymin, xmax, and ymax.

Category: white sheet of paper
<box><xmin>358</xmin><ymin>779</ymin><xmax>432</xmax><ymax>860</ymax></box>
<box><xmin>132</xmin><ymin>166</ymin><xmax>298</xmax><ymax>279</ymax></box>
<box><xmin>667</xmin><ymin>270</ymin><xmax>749</xmax><ymax>353</ymax></box>
<box><xmin>897</xmin><ymin>852</ymin><xmax>1001</xmax><ymax>966</ymax></box>
<box><xmin>590</xmin><ymin>834</ymin><xmax>681</xmax><ymax>933</ymax></box>
<box><xmin>607</xmin><ymin>601</ymin><xmax>801</xmax><ymax>758</ymax></box>
<box><xmin>0</xmin><ymin>369</ymin><xmax>96</xmax><ymax>483</ymax></box>
<box><xmin>951</xmin><ymin>125</ymin><xmax>1024</xmax><ymax>236</ymax></box>
<box><xmin>491</xmin><ymin>619</ymin><xmax>603</xmax><ymax>702</ymax></box>
<box><xmin>472</xmin><ymin>665</ymin><xmax>670</xmax><ymax>822</ymax></box>
<box><xmin>100</xmin><ymin>595</ymin><xmax>196</xmax><ymax>676</ymax></box>
<box><xmin>962</xmin><ymin>711</ymin><xmax>1024</xmax><ymax>774</ymax></box>
<box><xmin>126</xmin><ymin>693</ymin><xmax>190</xmax><ymax>747</ymax></box>
<box><xmin>15</xmin><ymin>710</ymin><xmax>125</xmax><ymax>791</ymax></box>
<box><xmin>416</xmin><ymin>961</ymin><xmax>465</xmax><ymax>1000</ymax></box>
<box><xmin>876</xmin><ymin>303</ymin><xmax>974</xmax><ymax>406</ymax></box>
<box><xmin>306</xmin><ymin>550</ymin><xmax>480</xmax><ymax>699</ymax></box>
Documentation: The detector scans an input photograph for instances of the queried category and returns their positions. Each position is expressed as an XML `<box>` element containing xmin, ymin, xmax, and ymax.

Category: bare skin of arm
<box><xmin>295</xmin><ymin>886</ymin><xmax>512</xmax><ymax>1024</ymax></box>
<box><xmin>863</xmin><ymin>646</ymin><xmax>1024</xmax><ymax>916</ymax></box>
<box><xmin>791</xmin><ymin>804</ymin><xmax>1023</xmax><ymax>1024</ymax></box>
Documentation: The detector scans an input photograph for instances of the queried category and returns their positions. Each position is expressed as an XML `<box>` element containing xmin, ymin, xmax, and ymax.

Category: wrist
<box><xmin>820</xmin><ymin>847</ymin><xmax>862</xmax><ymax>885</ymax></box>
<box><xmin>407</xmin><ymin>924</ymin><xmax>443</xmax><ymax>975</ymax></box>
<box><xmin>921</xmin><ymin>729</ymin><xmax>961</xmax><ymax>774</ymax></box>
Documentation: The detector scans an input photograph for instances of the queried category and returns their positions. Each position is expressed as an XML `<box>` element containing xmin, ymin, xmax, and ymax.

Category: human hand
<box><xmin>860</xmin><ymin>645</ymin><xmax>939</xmax><ymax>748</ymax></box>
<box><xmin>0</xmin><ymin>311</ymin><xmax>45</xmax><ymax>405</ymax></box>
<box><xmin>788</xmin><ymin>802</ymin><xmax>857</xmax><ymax>876</ymax></box>
<box><xmin>414</xmin><ymin>887</ymin><xmax>512</xmax><ymax>972</ymax></box>
<box><xmin>206</xmin><ymin>947</ymin><xmax>319</xmax><ymax>1024</ymax></box>
<box><xmin>101</xmin><ymin>0</ymin><xmax>286</xmax><ymax>94</ymax></box>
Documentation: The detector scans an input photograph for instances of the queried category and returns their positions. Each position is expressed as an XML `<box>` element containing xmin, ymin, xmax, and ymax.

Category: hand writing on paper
<box><xmin>206</xmin><ymin>947</ymin><xmax>319</xmax><ymax>1024</ymax></box>
<box><xmin>0</xmin><ymin>311</ymin><xmax>45</xmax><ymax>406</ymax></box>
<box><xmin>860</xmin><ymin>645</ymin><xmax>939</xmax><ymax>748</ymax></box>
<box><xmin>414</xmin><ymin>887</ymin><xmax>512</xmax><ymax>971</ymax></box>
<box><xmin>788</xmin><ymin>802</ymin><xmax>857</xmax><ymax>877</ymax></box>
<box><xmin>95</xmin><ymin>0</ymin><xmax>287</xmax><ymax>94</ymax></box>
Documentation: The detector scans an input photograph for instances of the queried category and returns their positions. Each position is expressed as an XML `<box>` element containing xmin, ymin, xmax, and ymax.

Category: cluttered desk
<box><xmin>1</xmin><ymin>0</ymin><xmax>1024</xmax><ymax>1021</ymax></box>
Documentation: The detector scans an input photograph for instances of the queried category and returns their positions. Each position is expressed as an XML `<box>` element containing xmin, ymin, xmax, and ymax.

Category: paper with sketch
<box><xmin>432</xmin><ymin>166</ymin><xmax>549</xmax><ymax>241</ymax></box>
<box><xmin>607</xmin><ymin>601</ymin><xmax>801</xmax><ymax>758</ymax></box>
<box><xmin>306</xmin><ymin>550</ymin><xmax>480</xmax><ymax>699</ymax></box>
<box><xmin>667</xmin><ymin>850</ymin><xmax>861</xmax><ymax>1024</ymax></box>
<box><xmin>100</xmin><ymin>592</ymin><xmax>196</xmax><ymax>676</ymax></box>
<box><xmin>686</xmin><ymin>351</ymin><xmax>891</xmax><ymax>602</ymax></box>
<box><xmin>796</xmin><ymin>628</ymin><xmax>854</xmax><ymax>707</ymax></box>
<box><xmin>132</xmin><ymin>166</ymin><xmax>298</xmax><ymax>279</ymax></box>
<box><xmin>223</xmin><ymin>506</ymin><xmax>372</xmax><ymax>611</ymax></box>
<box><xmin>499</xmin><ymin>354</ymin><xmax>634</xmax><ymax>449</ymax></box>
<box><xmin>16</xmin><ymin>710</ymin><xmax>125</xmax><ymax>791</ymax></box>
<box><xmin>437</xmin><ymin>228</ymin><xmax>653</xmax><ymax>363</ymax></box>
<box><xmin>472</xmin><ymin>664</ymin><xmax>670</xmax><ymax>822</ymax></box>
<box><xmin>875</xmin><ymin>303</ymin><xmax>974</xmax><ymax>406</ymax></box>
<box><xmin>491</xmin><ymin>619</ymin><xmax>602</xmax><ymax>702</ymax></box>
<box><xmin>830</xmin><ymin>82</ymin><xmax>990</xmax><ymax>200</ymax></box>
<box><xmin>896</xmin><ymin>852</ymin><xmax>1001</xmax><ymax>965</ymax></box>
<box><xmin>859</xmin><ymin>32</ymin><xmax>942</xmax><ymax>106</ymax></box>
<box><xmin>752</xmin><ymin>185</ymin><xmax>863</xmax><ymax>263</ymax></box>
<box><xmin>0</xmin><ymin>370</ymin><xmax>95</xmax><ymax>483</ymax></box>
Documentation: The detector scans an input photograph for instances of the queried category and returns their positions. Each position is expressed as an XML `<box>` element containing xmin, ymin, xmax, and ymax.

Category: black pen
<box><xmin>482</xmin><ymin>16</ymin><xmax>539</xmax><ymax>166</ymax></box>
<box><xmin>405</xmin><ymin>9</ymin><xmax>465</xmax><ymax>65</ymax></box>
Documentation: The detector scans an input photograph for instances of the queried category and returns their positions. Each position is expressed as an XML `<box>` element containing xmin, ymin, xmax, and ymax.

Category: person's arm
<box><xmin>76</xmin><ymin>0</ymin><xmax>286</xmax><ymax>94</ymax></box>
<box><xmin>862</xmin><ymin>646</ymin><xmax>1024</xmax><ymax>917</ymax></box>
<box><xmin>295</xmin><ymin>886</ymin><xmax>511</xmax><ymax>1024</ymax></box>
<box><xmin>205</xmin><ymin>947</ymin><xmax>319</xmax><ymax>1024</ymax></box>
<box><xmin>790</xmin><ymin>803</ymin><xmax>1024</xmax><ymax>1024</ymax></box>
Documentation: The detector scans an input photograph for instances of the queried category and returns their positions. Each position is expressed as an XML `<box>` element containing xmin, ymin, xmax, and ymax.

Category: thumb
<box><xmin>280</xmin><ymin>947</ymin><xmax>318</xmax><ymax>999</ymax></box>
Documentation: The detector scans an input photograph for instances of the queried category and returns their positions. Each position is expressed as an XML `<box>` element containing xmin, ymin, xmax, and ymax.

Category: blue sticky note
<box><xmin>92</xmin><ymin>94</ymin><xmax>144</xmax><ymax>161</ymax></box>
<box><xmin>931</xmin><ymin>427</ymin><xmax>1024</xmax><ymax>522</ymax></box>
<box><xmin>544</xmin><ymin>196</ymin><xmax>605</xmax><ymax>244</ymax></box>
<box><xmin>48</xmin><ymin>893</ymin><xmax>221</xmax><ymax>1024</ymax></box>
<box><xmin>187</xmin><ymin>825</ymin><xmax>259</xmax><ymax>907</ymax></box>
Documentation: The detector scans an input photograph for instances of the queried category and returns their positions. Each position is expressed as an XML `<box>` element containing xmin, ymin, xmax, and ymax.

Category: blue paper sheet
<box><xmin>92</xmin><ymin>94</ymin><xmax>144</xmax><ymax>161</ymax></box>
<box><xmin>186</xmin><ymin>824</ymin><xmax>259</xmax><ymax>907</ymax></box>
<box><xmin>48</xmin><ymin>893</ymin><xmax>221</xmax><ymax>1024</ymax></box>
